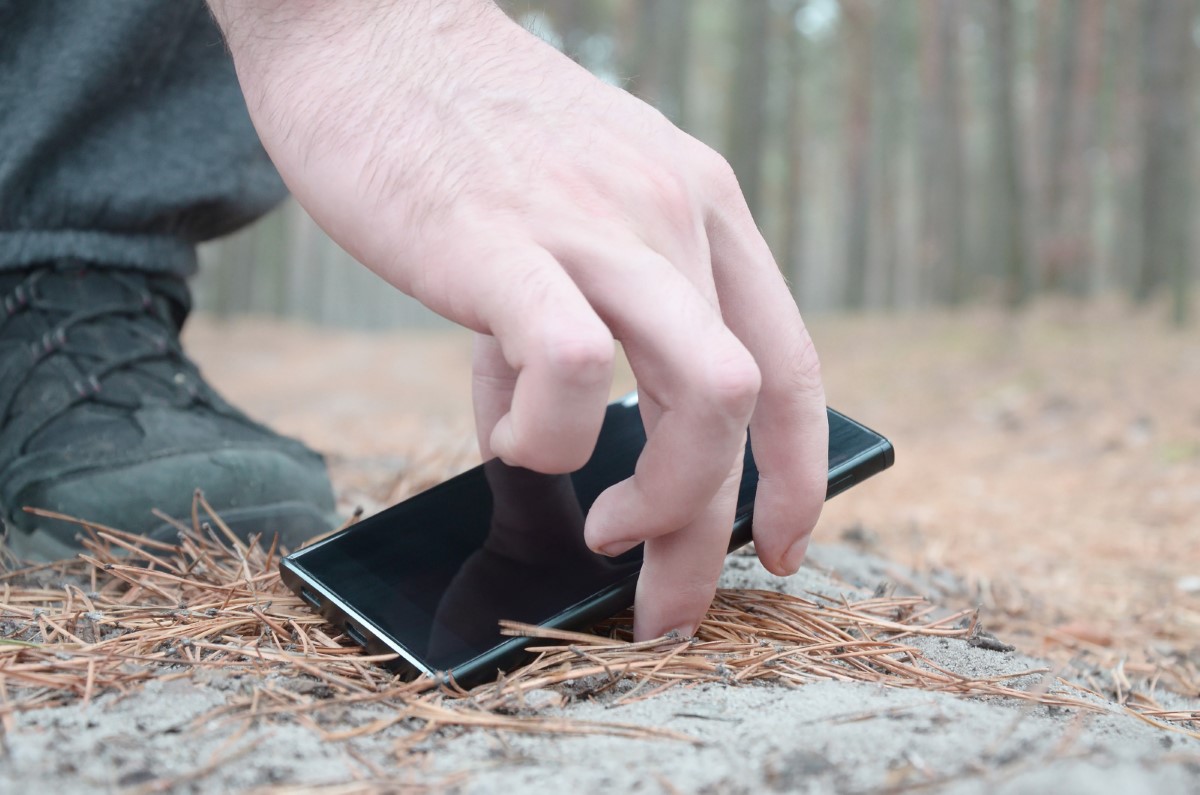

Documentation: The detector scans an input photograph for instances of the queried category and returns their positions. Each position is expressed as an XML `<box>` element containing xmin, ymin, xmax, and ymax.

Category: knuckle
<box><xmin>794</xmin><ymin>332</ymin><xmax>823</xmax><ymax>383</ymax></box>
<box><xmin>758</xmin><ymin>324</ymin><xmax>823</xmax><ymax>404</ymax></box>
<box><xmin>698</xmin><ymin>149</ymin><xmax>742</xmax><ymax>201</ymax></box>
<box><xmin>692</xmin><ymin>146</ymin><xmax>757</xmax><ymax>225</ymax></box>
<box><xmin>643</xmin><ymin>166</ymin><xmax>694</xmax><ymax>226</ymax></box>
<box><xmin>540</xmin><ymin>329</ymin><xmax>614</xmax><ymax>387</ymax></box>
<box><xmin>699</xmin><ymin>343</ymin><xmax>762</xmax><ymax>416</ymax></box>
<box><xmin>774</xmin><ymin>332</ymin><xmax>824</xmax><ymax>399</ymax></box>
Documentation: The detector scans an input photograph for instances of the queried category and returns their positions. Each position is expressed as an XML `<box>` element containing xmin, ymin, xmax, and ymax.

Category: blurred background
<box><xmin>198</xmin><ymin>0</ymin><xmax>1199</xmax><ymax>328</ymax></box>
<box><xmin>187</xmin><ymin>1</ymin><xmax>1200</xmax><ymax>695</ymax></box>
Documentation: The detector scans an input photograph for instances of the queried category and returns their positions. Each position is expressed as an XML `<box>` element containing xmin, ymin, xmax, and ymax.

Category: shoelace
<box><xmin>0</xmin><ymin>266</ymin><xmax>201</xmax><ymax>450</ymax></box>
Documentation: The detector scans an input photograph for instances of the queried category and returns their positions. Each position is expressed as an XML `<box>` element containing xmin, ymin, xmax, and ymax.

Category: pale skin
<box><xmin>208</xmin><ymin>0</ymin><xmax>829</xmax><ymax>641</ymax></box>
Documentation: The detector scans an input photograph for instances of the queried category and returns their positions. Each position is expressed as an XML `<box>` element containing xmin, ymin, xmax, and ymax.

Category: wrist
<box><xmin>207</xmin><ymin>0</ymin><xmax>509</xmax><ymax>79</ymax></box>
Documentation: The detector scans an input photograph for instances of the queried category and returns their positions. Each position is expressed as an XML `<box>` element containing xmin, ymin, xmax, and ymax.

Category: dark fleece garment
<box><xmin>0</xmin><ymin>0</ymin><xmax>286</xmax><ymax>276</ymax></box>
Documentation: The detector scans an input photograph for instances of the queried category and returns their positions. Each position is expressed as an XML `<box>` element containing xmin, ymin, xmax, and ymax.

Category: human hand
<box><xmin>210</xmin><ymin>0</ymin><xmax>828</xmax><ymax>641</ymax></box>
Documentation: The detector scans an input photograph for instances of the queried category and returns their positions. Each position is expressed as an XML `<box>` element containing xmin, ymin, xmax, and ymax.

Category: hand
<box><xmin>210</xmin><ymin>0</ymin><xmax>828</xmax><ymax>641</ymax></box>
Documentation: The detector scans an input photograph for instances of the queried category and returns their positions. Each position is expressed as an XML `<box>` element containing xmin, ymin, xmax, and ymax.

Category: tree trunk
<box><xmin>1138</xmin><ymin>0</ymin><xmax>1194</xmax><ymax>322</ymax></box>
<box><xmin>779</xmin><ymin>0</ymin><xmax>806</xmax><ymax>293</ymax></box>
<box><xmin>918</xmin><ymin>0</ymin><xmax>940</xmax><ymax>305</ymax></box>
<box><xmin>941</xmin><ymin>0</ymin><xmax>967</xmax><ymax>304</ymax></box>
<box><xmin>657</xmin><ymin>0</ymin><xmax>692</xmax><ymax>127</ymax></box>
<box><xmin>840</xmin><ymin>0</ymin><xmax>873</xmax><ymax>309</ymax></box>
<box><xmin>621</xmin><ymin>0</ymin><xmax>661</xmax><ymax>102</ymax></box>
<box><xmin>1070</xmin><ymin>0</ymin><xmax>1105</xmax><ymax>295</ymax></box>
<box><xmin>1028</xmin><ymin>0</ymin><xmax>1058</xmax><ymax>295</ymax></box>
<box><xmin>1039</xmin><ymin>0</ymin><xmax>1103</xmax><ymax>294</ymax></box>
<box><xmin>869</xmin><ymin>0</ymin><xmax>906</xmax><ymax>309</ymax></box>
<box><xmin>983</xmin><ymin>0</ymin><xmax>1029</xmax><ymax>307</ymax></box>
<box><xmin>918</xmin><ymin>0</ymin><xmax>966</xmax><ymax>305</ymax></box>
<box><xmin>725</xmin><ymin>0</ymin><xmax>771</xmax><ymax>221</ymax></box>
<box><xmin>1111</xmin><ymin>0</ymin><xmax>1144</xmax><ymax>295</ymax></box>
<box><xmin>1039</xmin><ymin>0</ymin><xmax>1080</xmax><ymax>291</ymax></box>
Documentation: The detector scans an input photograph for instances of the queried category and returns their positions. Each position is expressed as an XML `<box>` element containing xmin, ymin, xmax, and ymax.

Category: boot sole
<box><xmin>2</xmin><ymin>501</ymin><xmax>339</xmax><ymax>564</ymax></box>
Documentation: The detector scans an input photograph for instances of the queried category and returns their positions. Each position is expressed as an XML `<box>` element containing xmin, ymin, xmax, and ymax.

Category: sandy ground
<box><xmin>4</xmin><ymin>302</ymin><xmax>1200</xmax><ymax>792</ymax></box>
<box><xmin>6</xmin><ymin>544</ymin><xmax>1199</xmax><ymax>793</ymax></box>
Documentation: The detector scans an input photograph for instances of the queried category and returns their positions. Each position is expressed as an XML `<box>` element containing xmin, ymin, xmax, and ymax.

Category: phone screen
<box><xmin>284</xmin><ymin>398</ymin><xmax>892</xmax><ymax>677</ymax></box>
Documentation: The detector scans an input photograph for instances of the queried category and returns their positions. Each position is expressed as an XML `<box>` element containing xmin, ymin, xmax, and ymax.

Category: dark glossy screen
<box><xmin>291</xmin><ymin>401</ymin><xmax>887</xmax><ymax>672</ymax></box>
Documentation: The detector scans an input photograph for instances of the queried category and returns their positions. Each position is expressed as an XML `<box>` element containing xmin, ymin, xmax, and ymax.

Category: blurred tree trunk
<box><xmin>840</xmin><ymin>0</ymin><xmax>873</xmax><ymax>309</ymax></box>
<box><xmin>1028</xmin><ymin>0</ymin><xmax>1056</xmax><ymax>294</ymax></box>
<box><xmin>725</xmin><ymin>0</ymin><xmax>771</xmax><ymax>221</ymax></box>
<box><xmin>918</xmin><ymin>0</ymin><xmax>940</xmax><ymax>304</ymax></box>
<box><xmin>940</xmin><ymin>0</ymin><xmax>967</xmax><ymax>303</ymax></box>
<box><xmin>1137</xmin><ymin>0</ymin><xmax>1194</xmax><ymax>323</ymax></box>
<box><xmin>983</xmin><ymin>0</ymin><xmax>1029</xmax><ymax>307</ymax></box>
<box><xmin>918</xmin><ymin>0</ymin><xmax>967</xmax><ymax>305</ymax></box>
<box><xmin>1039</xmin><ymin>0</ymin><xmax>1079</xmax><ymax>290</ymax></box>
<box><xmin>617</xmin><ymin>1</ymin><xmax>690</xmax><ymax>127</ymax></box>
<box><xmin>1067</xmin><ymin>0</ymin><xmax>1104</xmax><ymax>295</ymax></box>
<box><xmin>869</xmin><ymin>0</ymin><xmax>906</xmax><ymax>308</ymax></box>
<box><xmin>1091</xmin><ymin>0</ymin><xmax>1124</xmax><ymax>292</ymax></box>
<box><xmin>619</xmin><ymin>0</ymin><xmax>661</xmax><ymax>101</ymax></box>
<box><xmin>1110</xmin><ymin>0</ymin><xmax>1144</xmax><ymax>294</ymax></box>
<box><xmin>1040</xmin><ymin>0</ymin><xmax>1103</xmax><ymax>294</ymax></box>
<box><xmin>779</xmin><ymin>1</ymin><xmax>806</xmax><ymax>292</ymax></box>
<box><xmin>657</xmin><ymin>0</ymin><xmax>692</xmax><ymax>127</ymax></box>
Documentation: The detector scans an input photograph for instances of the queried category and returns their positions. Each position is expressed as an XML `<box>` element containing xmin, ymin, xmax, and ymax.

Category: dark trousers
<box><xmin>0</xmin><ymin>0</ymin><xmax>285</xmax><ymax>277</ymax></box>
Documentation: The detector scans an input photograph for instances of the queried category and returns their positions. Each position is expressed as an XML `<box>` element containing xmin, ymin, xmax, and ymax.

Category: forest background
<box><xmin>196</xmin><ymin>0</ymin><xmax>1200</xmax><ymax>329</ymax></box>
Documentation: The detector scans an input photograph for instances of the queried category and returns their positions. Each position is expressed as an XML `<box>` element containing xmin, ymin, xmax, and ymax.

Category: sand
<box><xmin>4</xmin><ymin>541</ymin><xmax>1198</xmax><ymax>794</ymax></box>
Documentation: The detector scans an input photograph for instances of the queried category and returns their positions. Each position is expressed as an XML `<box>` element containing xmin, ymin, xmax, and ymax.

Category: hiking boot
<box><xmin>0</xmin><ymin>260</ymin><xmax>338</xmax><ymax>561</ymax></box>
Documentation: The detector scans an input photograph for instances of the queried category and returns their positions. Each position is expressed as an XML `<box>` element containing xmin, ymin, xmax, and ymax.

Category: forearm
<box><xmin>207</xmin><ymin>0</ymin><xmax>501</xmax><ymax>38</ymax></box>
<box><xmin>206</xmin><ymin>0</ymin><xmax>506</xmax><ymax>80</ymax></box>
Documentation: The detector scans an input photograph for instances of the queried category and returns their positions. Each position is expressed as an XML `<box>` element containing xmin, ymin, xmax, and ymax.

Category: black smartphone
<box><xmin>281</xmin><ymin>395</ymin><xmax>893</xmax><ymax>687</ymax></box>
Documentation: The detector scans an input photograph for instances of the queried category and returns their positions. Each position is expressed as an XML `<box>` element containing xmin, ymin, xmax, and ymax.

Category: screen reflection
<box><xmin>428</xmin><ymin>461</ymin><xmax>640</xmax><ymax>663</ymax></box>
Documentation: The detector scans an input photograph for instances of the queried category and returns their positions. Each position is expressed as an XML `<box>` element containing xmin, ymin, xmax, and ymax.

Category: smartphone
<box><xmin>281</xmin><ymin>394</ymin><xmax>893</xmax><ymax>687</ymax></box>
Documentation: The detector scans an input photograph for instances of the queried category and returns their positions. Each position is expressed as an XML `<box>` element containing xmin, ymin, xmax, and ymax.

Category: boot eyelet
<box><xmin>73</xmin><ymin>375</ymin><xmax>102</xmax><ymax>398</ymax></box>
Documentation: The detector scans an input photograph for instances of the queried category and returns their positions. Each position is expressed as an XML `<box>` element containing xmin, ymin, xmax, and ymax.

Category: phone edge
<box><xmin>280</xmin><ymin>405</ymin><xmax>895</xmax><ymax>689</ymax></box>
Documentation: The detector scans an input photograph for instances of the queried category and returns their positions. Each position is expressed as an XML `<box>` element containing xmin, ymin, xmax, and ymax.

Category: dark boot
<box><xmin>0</xmin><ymin>260</ymin><xmax>337</xmax><ymax>560</ymax></box>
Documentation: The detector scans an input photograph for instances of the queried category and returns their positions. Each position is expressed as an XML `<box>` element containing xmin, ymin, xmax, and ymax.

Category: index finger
<box><xmin>633</xmin><ymin>443</ymin><xmax>745</xmax><ymax>640</ymax></box>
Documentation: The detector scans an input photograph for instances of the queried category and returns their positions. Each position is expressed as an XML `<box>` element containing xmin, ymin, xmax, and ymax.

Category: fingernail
<box><xmin>597</xmin><ymin>539</ymin><xmax>639</xmax><ymax>557</ymax></box>
<box><xmin>782</xmin><ymin>536</ymin><xmax>810</xmax><ymax>575</ymax></box>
